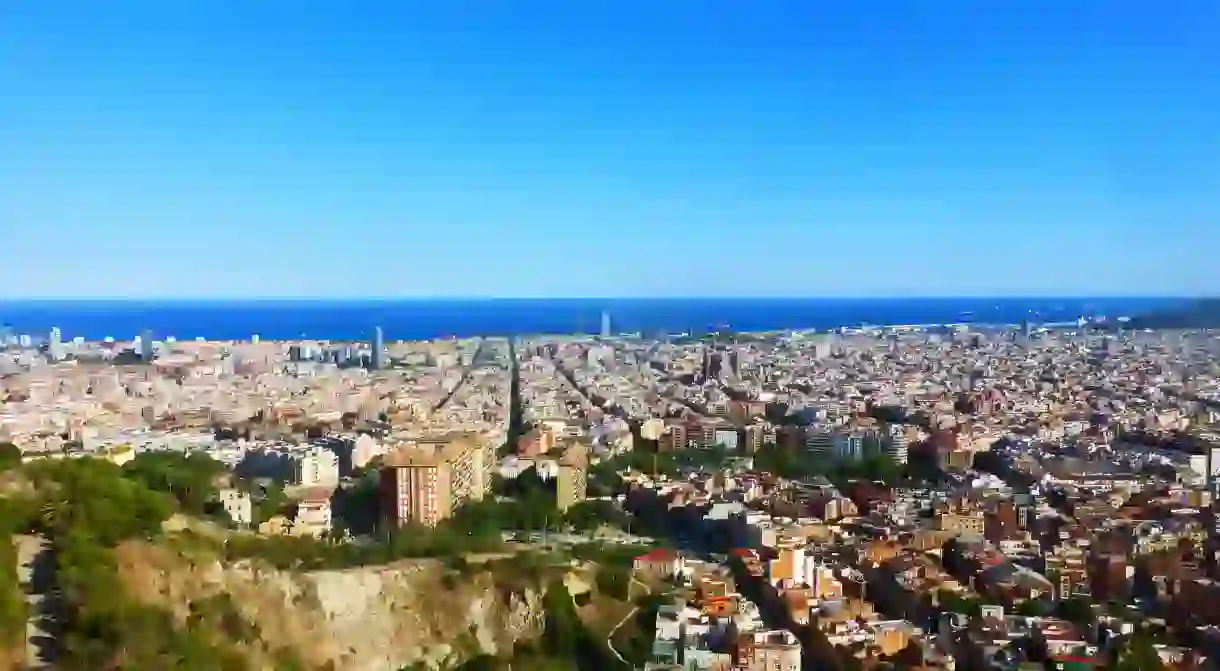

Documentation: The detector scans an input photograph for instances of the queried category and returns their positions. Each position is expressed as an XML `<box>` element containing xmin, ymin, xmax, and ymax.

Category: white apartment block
<box><xmin>218</xmin><ymin>488</ymin><xmax>253</xmax><ymax>526</ymax></box>
<box><xmin>292</xmin><ymin>446</ymin><xmax>340</xmax><ymax>488</ymax></box>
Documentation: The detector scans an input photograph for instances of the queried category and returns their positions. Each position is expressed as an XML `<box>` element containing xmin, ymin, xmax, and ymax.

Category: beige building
<box><xmin>740</xmin><ymin>630</ymin><xmax>801</xmax><ymax>671</ymax></box>
<box><xmin>379</xmin><ymin>433</ymin><xmax>489</xmax><ymax>528</ymax></box>
<box><xmin>555</xmin><ymin>441</ymin><xmax>588</xmax><ymax>512</ymax></box>
<box><xmin>292</xmin><ymin>487</ymin><xmax>333</xmax><ymax>537</ymax></box>
<box><xmin>936</xmin><ymin>509</ymin><xmax>986</xmax><ymax>535</ymax></box>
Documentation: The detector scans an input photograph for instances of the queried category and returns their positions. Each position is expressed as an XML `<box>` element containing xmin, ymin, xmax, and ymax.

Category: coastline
<box><xmin>0</xmin><ymin>296</ymin><xmax>1190</xmax><ymax>342</ymax></box>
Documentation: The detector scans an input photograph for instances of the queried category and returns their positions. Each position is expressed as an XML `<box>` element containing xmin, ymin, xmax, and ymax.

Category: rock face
<box><xmin>115</xmin><ymin>542</ymin><xmax>547</xmax><ymax>671</ymax></box>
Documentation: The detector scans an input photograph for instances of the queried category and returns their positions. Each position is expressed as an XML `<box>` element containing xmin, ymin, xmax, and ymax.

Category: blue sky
<box><xmin>0</xmin><ymin>1</ymin><xmax>1216</xmax><ymax>299</ymax></box>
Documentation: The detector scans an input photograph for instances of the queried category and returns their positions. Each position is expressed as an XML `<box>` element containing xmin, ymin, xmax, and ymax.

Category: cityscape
<box><xmin>2</xmin><ymin>1</ymin><xmax>1217</xmax><ymax>669</ymax></box>
<box><xmin>1</xmin><ymin>310</ymin><xmax>1219</xmax><ymax>669</ymax></box>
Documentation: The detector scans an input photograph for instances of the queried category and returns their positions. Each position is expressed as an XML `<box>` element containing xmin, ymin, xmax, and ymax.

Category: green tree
<box><xmin>0</xmin><ymin>442</ymin><xmax>21</xmax><ymax>471</ymax></box>
<box><xmin>29</xmin><ymin>458</ymin><xmax>173</xmax><ymax>546</ymax></box>
<box><xmin>563</xmin><ymin>500</ymin><xmax>629</xmax><ymax>533</ymax></box>
<box><xmin>1114</xmin><ymin>633</ymin><xmax>1164</xmax><ymax>671</ymax></box>
<box><xmin>595</xmin><ymin>564</ymin><xmax>632</xmax><ymax>601</ymax></box>
<box><xmin>541</xmin><ymin>583</ymin><xmax>581</xmax><ymax>655</ymax></box>
<box><xmin>1015</xmin><ymin>599</ymin><xmax>1053</xmax><ymax>617</ymax></box>
<box><xmin>0</xmin><ymin>531</ymin><xmax>26</xmax><ymax>648</ymax></box>
<box><xmin>123</xmin><ymin>451</ymin><xmax>225</xmax><ymax>514</ymax></box>
<box><xmin>936</xmin><ymin>589</ymin><xmax>982</xmax><ymax>617</ymax></box>
<box><xmin>246</xmin><ymin>481</ymin><xmax>293</xmax><ymax>526</ymax></box>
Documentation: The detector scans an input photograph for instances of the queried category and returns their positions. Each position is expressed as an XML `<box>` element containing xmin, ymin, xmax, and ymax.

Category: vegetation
<box><xmin>936</xmin><ymin>589</ymin><xmax>983</xmax><ymax>617</ymax></box>
<box><xmin>563</xmin><ymin>500</ymin><xmax>631</xmax><ymax>533</ymax></box>
<box><xmin>0</xmin><ymin>451</ymin><xmax>651</xmax><ymax>669</ymax></box>
<box><xmin>538</xmin><ymin>582</ymin><xmax>628</xmax><ymax>669</ymax></box>
<box><xmin>122</xmin><ymin>451</ymin><xmax>226</xmax><ymax>515</ymax></box>
<box><xmin>0</xmin><ymin>528</ymin><xmax>25</xmax><ymax>654</ymax></box>
<box><xmin>0</xmin><ymin>442</ymin><xmax>21</xmax><ymax>471</ymax></box>
<box><xmin>594</xmin><ymin>443</ymin><xmax>732</xmax><ymax>480</ymax></box>
<box><xmin>594</xmin><ymin>564</ymin><xmax>632</xmax><ymax>601</ymax></box>
<box><xmin>399</xmin><ymin>582</ymin><xmax>631</xmax><ymax>671</ymax></box>
<box><xmin>612</xmin><ymin>591</ymin><xmax>667</xmax><ymax>668</ymax></box>
<box><xmin>15</xmin><ymin>457</ymin><xmax>282</xmax><ymax>670</ymax></box>
<box><xmin>752</xmin><ymin>443</ymin><xmax>905</xmax><ymax>484</ymax></box>
<box><xmin>1057</xmin><ymin>595</ymin><xmax>1095</xmax><ymax>626</ymax></box>
<box><xmin>1113</xmin><ymin>632</ymin><xmax>1165</xmax><ymax>670</ymax></box>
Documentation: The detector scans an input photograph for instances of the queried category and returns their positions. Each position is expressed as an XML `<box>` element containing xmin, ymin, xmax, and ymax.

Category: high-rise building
<box><xmin>139</xmin><ymin>329</ymin><xmax>155</xmax><ymax>362</ymax></box>
<box><xmin>48</xmin><ymin>327</ymin><xmax>63</xmax><ymax>361</ymax></box>
<box><xmin>380</xmin><ymin>450</ymin><xmax>451</xmax><ymax>528</ymax></box>
<box><xmin>600</xmin><ymin>311</ymin><xmax>612</xmax><ymax>338</ymax></box>
<box><xmin>804</xmin><ymin>427</ymin><xmax>833</xmax><ymax>457</ymax></box>
<box><xmin>379</xmin><ymin>435</ymin><xmax>487</xmax><ymax>528</ymax></box>
<box><xmin>370</xmin><ymin>326</ymin><xmax>384</xmax><ymax>370</ymax></box>
<box><xmin>884</xmin><ymin>425</ymin><xmax>910</xmax><ymax>465</ymax></box>
<box><xmin>556</xmin><ymin>442</ymin><xmax>589</xmax><ymax>512</ymax></box>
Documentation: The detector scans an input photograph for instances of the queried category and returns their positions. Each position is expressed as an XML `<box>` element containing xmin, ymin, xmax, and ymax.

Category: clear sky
<box><xmin>1</xmin><ymin>1</ymin><xmax>1216</xmax><ymax>299</ymax></box>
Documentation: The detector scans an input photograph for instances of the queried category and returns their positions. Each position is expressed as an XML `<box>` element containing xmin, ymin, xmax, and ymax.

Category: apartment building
<box><xmin>1045</xmin><ymin>543</ymin><xmax>1090</xmax><ymax>600</ymax></box>
<box><xmin>556</xmin><ymin>441</ymin><xmax>589</xmax><ymax>512</ymax></box>
<box><xmin>218</xmin><ymin>488</ymin><xmax>253</xmax><ymax>526</ymax></box>
<box><xmin>936</xmin><ymin>508</ymin><xmax>987</xmax><ymax>536</ymax></box>
<box><xmin>292</xmin><ymin>445</ymin><xmax>340</xmax><ymax>488</ymax></box>
<box><xmin>738</xmin><ymin>630</ymin><xmax>801</xmax><ymax>671</ymax></box>
<box><xmin>659</xmin><ymin>421</ymin><xmax>689</xmax><ymax>452</ymax></box>
<box><xmin>378</xmin><ymin>434</ymin><xmax>488</xmax><ymax>528</ymax></box>
<box><xmin>380</xmin><ymin>448</ymin><xmax>452</xmax><ymax>528</ymax></box>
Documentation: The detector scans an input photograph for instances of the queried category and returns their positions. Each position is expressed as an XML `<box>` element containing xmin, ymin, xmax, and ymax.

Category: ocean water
<box><xmin>0</xmin><ymin>297</ymin><xmax>1186</xmax><ymax>342</ymax></box>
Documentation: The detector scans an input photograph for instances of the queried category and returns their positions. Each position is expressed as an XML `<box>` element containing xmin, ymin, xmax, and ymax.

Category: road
<box><xmin>15</xmin><ymin>535</ymin><xmax>54</xmax><ymax>669</ymax></box>
<box><xmin>432</xmin><ymin>338</ymin><xmax>487</xmax><ymax>411</ymax></box>
<box><xmin>606</xmin><ymin>576</ymin><xmax>652</xmax><ymax>669</ymax></box>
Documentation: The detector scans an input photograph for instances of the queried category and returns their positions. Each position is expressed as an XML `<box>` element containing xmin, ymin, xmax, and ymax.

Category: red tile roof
<box><xmin>635</xmin><ymin>548</ymin><xmax>680</xmax><ymax>562</ymax></box>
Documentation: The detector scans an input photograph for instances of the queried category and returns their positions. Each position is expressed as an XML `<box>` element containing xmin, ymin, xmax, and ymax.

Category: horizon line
<box><xmin>0</xmin><ymin>294</ymin><xmax>1208</xmax><ymax>303</ymax></box>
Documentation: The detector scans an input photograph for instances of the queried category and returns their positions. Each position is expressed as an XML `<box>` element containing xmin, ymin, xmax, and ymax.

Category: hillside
<box><xmin>113</xmin><ymin>536</ymin><xmax>548</xmax><ymax>671</ymax></box>
<box><xmin>0</xmin><ymin>451</ymin><xmax>639</xmax><ymax>671</ymax></box>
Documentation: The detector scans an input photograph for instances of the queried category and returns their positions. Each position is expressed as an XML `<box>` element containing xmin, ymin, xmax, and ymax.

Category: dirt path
<box><xmin>15</xmin><ymin>535</ymin><xmax>55</xmax><ymax>669</ymax></box>
<box><xmin>606</xmin><ymin>576</ymin><xmax>652</xmax><ymax>668</ymax></box>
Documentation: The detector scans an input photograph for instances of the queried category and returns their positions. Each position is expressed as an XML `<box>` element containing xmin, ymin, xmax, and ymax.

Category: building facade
<box><xmin>379</xmin><ymin>434</ymin><xmax>489</xmax><ymax>528</ymax></box>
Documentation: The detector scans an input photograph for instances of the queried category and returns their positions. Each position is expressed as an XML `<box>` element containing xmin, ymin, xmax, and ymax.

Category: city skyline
<box><xmin>2</xmin><ymin>1</ymin><xmax>1217</xmax><ymax>298</ymax></box>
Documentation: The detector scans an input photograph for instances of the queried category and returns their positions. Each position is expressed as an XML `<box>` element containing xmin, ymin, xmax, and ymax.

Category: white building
<box><xmin>218</xmin><ymin>488</ymin><xmax>253</xmax><ymax>526</ymax></box>
<box><xmin>292</xmin><ymin>446</ymin><xmax>340</xmax><ymax>488</ymax></box>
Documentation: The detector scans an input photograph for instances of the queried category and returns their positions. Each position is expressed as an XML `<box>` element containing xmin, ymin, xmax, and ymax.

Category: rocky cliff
<box><xmin>114</xmin><ymin>539</ymin><xmax>548</xmax><ymax>671</ymax></box>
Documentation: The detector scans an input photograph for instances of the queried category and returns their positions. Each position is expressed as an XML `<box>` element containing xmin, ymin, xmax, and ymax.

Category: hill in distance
<box><xmin>1127</xmin><ymin>298</ymin><xmax>1220</xmax><ymax>330</ymax></box>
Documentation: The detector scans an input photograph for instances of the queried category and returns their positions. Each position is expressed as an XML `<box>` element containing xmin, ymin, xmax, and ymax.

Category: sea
<box><xmin>0</xmin><ymin>297</ymin><xmax>1188</xmax><ymax>343</ymax></box>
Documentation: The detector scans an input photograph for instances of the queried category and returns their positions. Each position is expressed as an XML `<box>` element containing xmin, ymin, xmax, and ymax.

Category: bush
<box><xmin>0</xmin><ymin>443</ymin><xmax>21</xmax><ymax>471</ymax></box>
<box><xmin>595</xmin><ymin>565</ymin><xmax>631</xmax><ymax>600</ymax></box>
<box><xmin>0</xmin><ymin>532</ymin><xmax>26</xmax><ymax>648</ymax></box>
<box><xmin>17</xmin><ymin>457</ymin><xmax>302</xmax><ymax>670</ymax></box>
<box><xmin>122</xmin><ymin>452</ymin><xmax>225</xmax><ymax>514</ymax></box>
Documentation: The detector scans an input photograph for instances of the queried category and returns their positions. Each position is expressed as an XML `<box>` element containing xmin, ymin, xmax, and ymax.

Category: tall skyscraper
<box><xmin>48</xmin><ymin>327</ymin><xmax>63</xmax><ymax>361</ymax></box>
<box><xmin>600</xmin><ymin>311</ymin><xmax>612</xmax><ymax>338</ymax></box>
<box><xmin>139</xmin><ymin>329</ymin><xmax>155</xmax><ymax>362</ymax></box>
<box><xmin>370</xmin><ymin>326</ymin><xmax>384</xmax><ymax>370</ymax></box>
